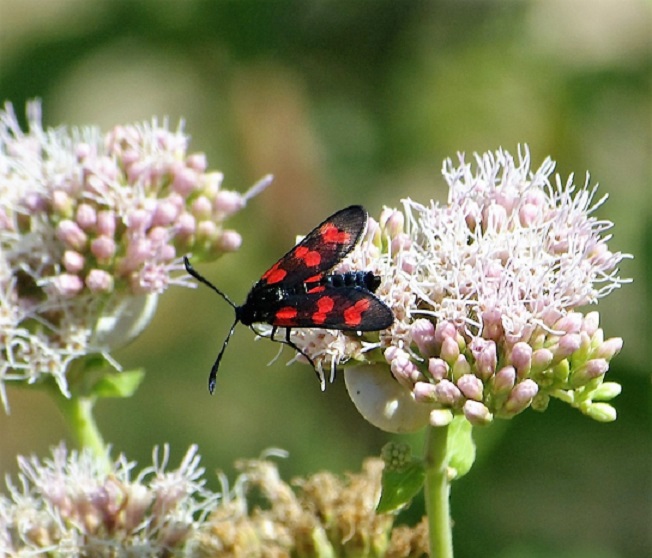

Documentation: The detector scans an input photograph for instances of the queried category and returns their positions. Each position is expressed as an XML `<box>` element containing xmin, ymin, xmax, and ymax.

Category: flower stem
<box><xmin>423</xmin><ymin>424</ymin><xmax>454</xmax><ymax>558</ymax></box>
<box><xmin>55</xmin><ymin>394</ymin><xmax>109</xmax><ymax>468</ymax></box>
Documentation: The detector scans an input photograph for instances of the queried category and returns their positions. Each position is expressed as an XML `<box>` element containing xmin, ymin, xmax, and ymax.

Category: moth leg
<box><xmin>283</xmin><ymin>328</ymin><xmax>316</xmax><ymax>371</ymax></box>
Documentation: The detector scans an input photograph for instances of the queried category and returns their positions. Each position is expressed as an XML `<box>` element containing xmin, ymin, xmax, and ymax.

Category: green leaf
<box><xmin>377</xmin><ymin>460</ymin><xmax>425</xmax><ymax>513</ymax></box>
<box><xmin>91</xmin><ymin>369</ymin><xmax>145</xmax><ymax>398</ymax></box>
<box><xmin>446</xmin><ymin>415</ymin><xmax>476</xmax><ymax>479</ymax></box>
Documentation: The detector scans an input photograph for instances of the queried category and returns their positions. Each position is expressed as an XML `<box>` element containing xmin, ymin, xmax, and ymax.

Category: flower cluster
<box><xmin>0</xmin><ymin>445</ymin><xmax>427</xmax><ymax>557</ymax></box>
<box><xmin>296</xmin><ymin>147</ymin><xmax>629</xmax><ymax>432</ymax></box>
<box><xmin>0</xmin><ymin>444</ymin><xmax>216</xmax><ymax>556</ymax></box>
<box><xmin>0</xmin><ymin>101</ymin><xmax>270</xmax><ymax>409</ymax></box>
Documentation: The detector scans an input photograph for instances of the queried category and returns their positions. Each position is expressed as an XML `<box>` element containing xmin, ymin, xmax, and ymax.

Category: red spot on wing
<box><xmin>306</xmin><ymin>285</ymin><xmax>326</xmax><ymax>294</ymax></box>
<box><xmin>305</xmin><ymin>274</ymin><xmax>322</xmax><ymax>283</ymax></box>
<box><xmin>343</xmin><ymin>299</ymin><xmax>371</xmax><ymax>327</ymax></box>
<box><xmin>275</xmin><ymin>306</ymin><xmax>298</xmax><ymax>325</ymax></box>
<box><xmin>321</xmin><ymin>223</ymin><xmax>351</xmax><ymax>245</ymax></box>
<box><xmin>262</xmin><ymin>263</ymin><xmax>287</xmax><ymax>285</ymax></box>
<box><xmin>295</xmin><ymin>246</ymin><xmax>322</xmax><ymax>267</ymax></box>
<box><xmin>313</xmin><ymin>296</ymin><xmax>335</xmax><ymax>324</ymax></box>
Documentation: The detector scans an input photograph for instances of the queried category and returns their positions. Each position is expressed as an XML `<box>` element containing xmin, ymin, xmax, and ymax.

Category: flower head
<box><xmin>0</xmin><ymin>100</ymin><xmax>270</xmax><ymax>410</ymax></box>
<box><xmin>0</xmin><ymin>443</ymin><xmax>216</xmax><ymax>556</ymax></box>
<box><xmin>293</xmin><ymin>147</ymin><xmax>629</xmax><ymax>431</ymax></box>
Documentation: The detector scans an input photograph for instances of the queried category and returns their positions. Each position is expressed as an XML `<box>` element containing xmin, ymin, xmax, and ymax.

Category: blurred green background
<box><xmin>0</xmin><ymin>1</ymin><xmax>649</xmax><ymax>556</ymax></box>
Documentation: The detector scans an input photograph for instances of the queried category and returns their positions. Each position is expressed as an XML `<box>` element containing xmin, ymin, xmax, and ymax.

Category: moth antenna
<box><xmin>208</xmin><ymin>317</ymin><xmax>239</xmax><ymax>395</ymax></box>
<box><xmin>183</xmin><ymin>256</ymin><xmax>237</xmax><ymax>309</ymax></box>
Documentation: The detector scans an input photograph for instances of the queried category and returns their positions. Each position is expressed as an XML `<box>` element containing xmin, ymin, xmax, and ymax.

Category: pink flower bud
<box><xmin>434</xmin><ymin>380</ymin><xmax>462</xmax><ymax>406</ymax></box>
<box><xmin>126</xmin><ymin>208</ymin><xmax>152</xmax><ymax>232</ymax></box>
<box><xmin>186</xmin><ymin>152</ymin><xmax>207</xmax><ymax>172</ymax></box>
<box><xmin>434</xmin><ymin>321</ymin><xmax>457</xmax><ymax>345</ymax></box>
<box><xmin>571</xmin><ymin>358</ymin><xmax>609</xmax><ymax>387</ymax></box>
<box><xmin>411</xmin><ymin>318</ymin><xmax>436</xmax><ymax>358</ymax></box>
<box><xmin>441</xmin><ymin>336</ymin><xmax>460</xmax><ymax>364</ymax></box>
<box><xmin>384</xmin><ymin>210</ymin><xmax>404</xmax><ymax>237</ymax></box>
<box><xmin>97</xmin><ymin>210</ymin><xmax>116</xmax><ymax>237</ymax></box>
<box><xmin>56</xmin><ymin>220</ymin><xmax>87</xmax><ymax>250</ymax></box>
<box><xmin>62</xmin><ymin>250</ymin><xmax>85</xmax><ymax>273</ymax></box>
<box><xmin>581</xmin><ymin>312</ymin><xmax>600</xmax><ymax>336</ymax></box>
<box><xmin>510</xmin><ymin>342</ymin><xmax>532</xmax><ymax>376</ymax></box>
<box><xmin>504</xmin><ymin>379</ymin><xmax>538</xmax><ymax>414</ymax></box>
<box><xmin>463</xmin><ymin>400</ymin><xmax>493</xmax><ymax>425</ymax></box>
<box><xmin>389</xmin><ymin>348</ymin><xmax>419</xmax><ymax>388</ymax></box>
<box><xmin>457</xmin><ymin>374</ymin><xmax>483</xmax><ymax>401</ymax></box>
<box><xmin>217</xmin><ymin>230</ymin><xmax>242</xmax><ymax>253</ymax></box>
<box><xmin>593</xmin><ymin>337</ymin><xmax>623</xmax><ymax>361</ymax></box>
<box><xmin>52</xmin><ymin>273</ymin><xmax>84</xmax><ymax>297</ymax></box>
<box><xmin>176</xmin><ymin>213</ymin><xmax>196</xmax><ymax>237</ymax></box>
<box><xmin>428</xmin><ymin>358</ymin><xmax>448</xmax><ymax>381</ymax></box>
<box><xmin>151</xmin><ymin>199</ymin><xmax>180</xmax><ymax>227</ymax></box>
<box><xmin>191</xmin><ymin>196</ymin><xmax>213</xmax><ymax>220</ymax></box>
<box><xmin>494</xmin><ymin>366</ymin><xmax>516</xmax><ymax>394</ymax></box>
<box><xmin>555</xmin><ymin>333</ymin><xmax>582</xmax><ymax>359</ymax></box>
<box><xmin>91</xmin><ymin>236</ymin><xmax>116</xmax><ymax>262</ymax></box>
<box><xmin>85</xmin><ymin>269</ymin><xmax>114</xmax><ymax>293</ymax></box>
<box><xmin>553</xmin><ymin>312</ymin><xmax>583</xmax><ymax>334</ymax></box>
<box><xmin>471</xmin><ymin>338</ymin><xmax>497</xmax><ymax>380</ymax></box>
<box><xmin>214</xmin><ymin>190</ymin><xmax>245</xmax><ymax>216</ymax></box>
<box><xmin>413</xmin><ymin>381</ymin><xmax>437</xmax><ymax>403</ymax></box>
<box><xmin>531</xmin><ymin>348</ymin><xmax>553</xmax><ymax>373</ymax></box>
<box><xmin>75</xmin><ymin>203</ymin><xmax>97</xmax><ymax>230</ymax></box>
<box><xmin>172</xmin><ymin>166</ymin><xmax>199</xmax><ymax>197</ymax></box>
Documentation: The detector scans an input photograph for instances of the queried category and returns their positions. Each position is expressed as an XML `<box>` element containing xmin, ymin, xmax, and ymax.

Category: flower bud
<box><xmin>592</xmin><ymin>337</ymin><xmax>623</xmax><ymax>361</ymax></box>
<box><xmin>493</xmin><ymin>366</ymin><xmax>516</xmax><ymax>395</ymax></box>
<box><xmin>76</xmin><ymin>203</ymin><xmax>97</xmax><ymax>230</ymax></box>
<box><xmin>52</xmin><ymin>273</ymin><xmax>84</xmax><ymax>297</ymax></box>
<box><xmin>85</xmin><ymin>269</ymin><xmax>114</xmax><ymax>293</ymax></box>
<box><xmin>571</xmin><ymin>358</ymin><xmax>609</xmax><ymax>388</ymax></box>
<box><xmin>591</xmin><ymin>381</ymin><xmax>622</xmax><ymax>401</ymax></box>
<box><xmin>504</xmin><ymin>379</ymin><xmax>538</xmax><ymax>414</ymax></box>
<box><xmin>583</xmin><ymin>402</ymin><xmax>617</xmax><ymax>423</ymax></box>
<box><xmin>441</xmin><ymin>335</ymin><xmax>460</xmax><ymax>364</ymax></box>
<box><xmin>62</xmin><ymin>250</ymin><xmax>85</xmax><ymax>273</ymax></box>
<box><xmin>451</xmin><ymin>354</ymin><xmax>471</xmax><ymax>382</ymax></box>
<box><xmin>463</xmin><ymin>400</ymin><xmax>493</xmax><ymax>425</ymax></box>
<box><xmin>531</xmin><ymin>348</ymin><xmax>553</xmax><ymax>373</ymax></box>
<box><xmin>510</xmin><ymin>342</ymin><xmax>532</xmax><ymax>377</ymax></box>
<box><xmin>457</xmin><ymin>374</ymin><xmax>483</xmax><ymax>401</ymax></box>
<box><xmin>428</xmin><ymin>358</ymin><xmax>449</xmax><ymax>381</ymax></box>
<box><xmin>413</xmin><ymin>381</ymin><xmax>437</xmax><ymax>403</ymax></box>
<box><xmin>429</xmin><ymin>409</ymin><xmax>454</xmax><ymax>427</ymax></box>
<box><xmin>434</xmin><ymin>380</ymin><xmax>462</xmax><ymax>407</ymax></box>
<box><xmin>56</xmin><ymin>220</ymin><xmax>87</xmax><ymax>250</ymax></box>
<box><xmin>217</xmin><ymin>230</ymin><xmax>242</xmax><ymax>253</ymax></box>
<box><xmin>411</xmin><ymin>318</ymin><xmax>436</xmax><ymax>357</ymax></box>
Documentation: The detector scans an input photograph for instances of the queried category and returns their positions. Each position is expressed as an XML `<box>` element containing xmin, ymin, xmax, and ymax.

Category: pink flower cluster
<box><xmin>0</xmin><ymin>101</ymin><xmax>269</xmax><ymax>408</ymax></box>
<box><xmin>294</xmin><ymin>147</ymin><xmax>628</xmax><ymax>431</ymax></box>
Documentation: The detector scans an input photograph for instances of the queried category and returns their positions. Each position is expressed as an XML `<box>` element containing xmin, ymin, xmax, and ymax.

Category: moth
<box><xmin>184</xmin><ymin>205</ymin><xmax>394</xmax><ymax>393</ymax></box>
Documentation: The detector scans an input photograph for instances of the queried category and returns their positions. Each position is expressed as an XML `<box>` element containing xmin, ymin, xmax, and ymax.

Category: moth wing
<box><xmin>268</xmin><ymin>287</ymin><xmax>394</xmax><ymax>331</ymax></box>
<box><xmin>256</xmin><ymin>206</ymin><xmax>367</xmax><ymax>289</ymax></box>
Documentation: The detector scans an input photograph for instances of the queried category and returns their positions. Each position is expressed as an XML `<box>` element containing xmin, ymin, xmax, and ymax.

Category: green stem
<box><xmin>423</xmin><ymin>424</ymin><xmax>454</xmax><ymax>558</ymax></box>
<box><xmin>55</xmin><ymin>394</ymin><xmax>110</xmax><ymax>469</ymax></box>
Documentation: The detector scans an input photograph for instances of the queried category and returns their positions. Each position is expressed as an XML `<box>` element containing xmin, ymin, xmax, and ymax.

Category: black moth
<box><xmin>184</xmin><ymin>205</ymin><xmax>394</xmax><ymax>394</ymax></box>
